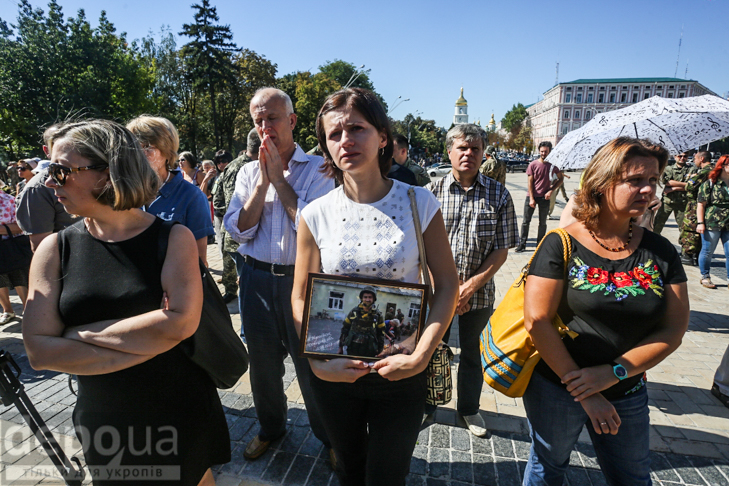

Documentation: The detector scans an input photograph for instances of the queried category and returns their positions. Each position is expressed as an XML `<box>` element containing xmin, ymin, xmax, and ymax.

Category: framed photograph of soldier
<box><xmin>299</xmin><ymin>273</ymin><xmax>429</xmax><ymax>361</ymax></box>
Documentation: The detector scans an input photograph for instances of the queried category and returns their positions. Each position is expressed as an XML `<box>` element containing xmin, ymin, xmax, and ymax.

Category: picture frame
<box><xmin>299</xmin><ymin>273</ymin><xmax>429</xmax><ymax>361</ymax></box>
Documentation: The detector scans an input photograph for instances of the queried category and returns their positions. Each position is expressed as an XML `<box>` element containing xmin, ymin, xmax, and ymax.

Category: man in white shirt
<box><xmin>224</xmin><ymin>88</ymin><xmax>335</xmax><ymax>462</ymax></box>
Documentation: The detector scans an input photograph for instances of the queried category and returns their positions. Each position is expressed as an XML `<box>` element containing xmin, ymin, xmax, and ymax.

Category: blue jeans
<box><xmin>521</xmin><ymin>196</ymin><xmax>550</xmax><ymax>246</ymax></box>
<box><xmin>698</xmin><ymin>229</ymin><xmax>729</xmax><ymax>279</ymax></box>
<box><xmin>522</xmin><ymin>372</ymin><xmax>651</xmax><ymax>486</ymax></box>
<box><xmin>237</xmin><ymin>262</ymin><xmax>330</xmax><ymax>447</ymax></box>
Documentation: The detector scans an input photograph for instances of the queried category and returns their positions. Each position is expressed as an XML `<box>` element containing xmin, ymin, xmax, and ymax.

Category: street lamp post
<box><xmin>407</xmin><ymin>111</ymin><xmax>423</xmax><ymax>144</ymax></box>
<box><xmin>388</xmin><ymin>97</ymin><xmax>410</xmax><ymax>116</ymax></box>
<box><xmin>343</xmin><ymin>65</ymin><xmax>371</xmax><ymax>89</ymax></box>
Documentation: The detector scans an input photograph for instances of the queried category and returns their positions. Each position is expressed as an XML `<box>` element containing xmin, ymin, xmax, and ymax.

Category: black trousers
<box><xmin>520</xmin><ymin>196</ymin><xmax>550</xmax><ymax>246</ymax></box>
<box><xmin>309</xmin><ymin>371</ymin><xmax>426</xmax><ymax>486</ymax></box>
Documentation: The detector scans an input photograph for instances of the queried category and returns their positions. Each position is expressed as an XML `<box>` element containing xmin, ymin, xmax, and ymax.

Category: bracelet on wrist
<box><xmin>697</xmin><ymin>222</ymin><xmax>705</xmax><ymax>225</ymax></box>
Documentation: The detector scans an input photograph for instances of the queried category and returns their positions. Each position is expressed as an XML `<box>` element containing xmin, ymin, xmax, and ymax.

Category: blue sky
<box><xmin>2</xmin><ymin>0</ymin><xmax>728</xmax><ymax>128</ymax></box>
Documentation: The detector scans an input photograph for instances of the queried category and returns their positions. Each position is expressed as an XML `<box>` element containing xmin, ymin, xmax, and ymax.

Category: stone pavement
<box><xmin>1</xmin><ymin>169</ymin><xmax>728</xmax><ymax>485</ymax></box>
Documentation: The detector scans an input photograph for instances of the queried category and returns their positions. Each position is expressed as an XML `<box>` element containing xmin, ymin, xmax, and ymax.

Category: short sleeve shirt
<box><xmin>526</xmin><ymin>160</ymin><xmax>553</xmax><ymax>198</ymax></box>
<box><xmin>15</xmin><ymin>170</ymin><xmax>80</xmax><ymax>234</ymax></box>
<box><xmin>698</xmin><ymin>179</ymin><xmax>729</xmax><ymax>231</ymax></box>
<box><xmin>528</xmin><ymin>230</ymin><xmax>687</xmax><ymax>399</ymax></box>
<box><xmin>302</xmin><ymin>180</ymin><xmax>440</xmax><ymax>284</ymax></box>
<box><xmin>145</xmin><ymin>170</ymin><xmax>214</xmax><ymax>240</ymax></box>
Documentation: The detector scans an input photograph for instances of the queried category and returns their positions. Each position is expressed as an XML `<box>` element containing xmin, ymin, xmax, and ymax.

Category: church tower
<box><xmin>488</xmin><ymin>113</ymin><xmax>496</xmax><ymax>132</ymax></box>
<box><xmin>453</xmin><ymin>88</ymin><xmax>468</xmax><ymax>125</ymax></box>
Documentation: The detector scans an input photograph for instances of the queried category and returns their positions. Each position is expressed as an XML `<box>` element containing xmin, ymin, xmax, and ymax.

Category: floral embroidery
<box><xmin>568</xmin><ymin>257</ymin><xmax>664</xmax><ymax>301</ymax></box>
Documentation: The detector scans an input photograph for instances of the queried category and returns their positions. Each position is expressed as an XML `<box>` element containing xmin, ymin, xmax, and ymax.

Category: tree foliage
<box><xmin>391</xmin><ymin>114</ymin><xmax>445</xmax><ymax>158</ymax></box>
<box><xmin>0</xmin><ymin>0</ymin><xmax>154</xmax><ymax>158</ymax></box>
<box><xmin>179</xmin><ymin>0</ymin><xmax>238</xmax><ymax>150</ymax></box>
<box><xmin>500</xmin><ymin>103</ymin><xmax>527</xmax><ymax>133</ymax></box>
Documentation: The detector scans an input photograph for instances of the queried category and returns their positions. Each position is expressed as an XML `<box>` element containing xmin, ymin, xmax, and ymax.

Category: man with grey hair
<box><xmin>224</xmin><ymin>88</ymin><xmax>335</xmax><ymax>462</ymax></box>
<box><xmin>426</xmin><ymin>123</ymin><xmax>519</xmax><ymax>436</ymax></box>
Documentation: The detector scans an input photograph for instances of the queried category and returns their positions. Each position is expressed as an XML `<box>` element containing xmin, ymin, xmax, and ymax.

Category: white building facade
<box><xmin>526</xmin><ymin>78</ymin><xmax>717</xmax><ymax>148</ymax></box>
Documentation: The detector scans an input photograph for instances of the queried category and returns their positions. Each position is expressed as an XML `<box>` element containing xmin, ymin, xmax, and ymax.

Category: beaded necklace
<box><xmin>589</xmin><ymin>220</ymin><xmax>633</xmax><ymax>253</ymax></box>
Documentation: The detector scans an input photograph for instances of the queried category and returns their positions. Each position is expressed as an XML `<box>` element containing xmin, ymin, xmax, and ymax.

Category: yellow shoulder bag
<box><xmin>479</xmin><ymin>228</ymin><xmax>578</xmax><ymax>398</ymax></box>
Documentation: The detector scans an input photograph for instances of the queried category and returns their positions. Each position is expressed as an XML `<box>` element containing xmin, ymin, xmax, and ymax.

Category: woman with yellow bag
<box><xmin>522</xmin><ymin>137</ymin><xmax>689</xmax><ymax>486</ymax></box>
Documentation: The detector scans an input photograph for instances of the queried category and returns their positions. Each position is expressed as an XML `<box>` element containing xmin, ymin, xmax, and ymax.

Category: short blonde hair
<box><xmin>126</xmin><ymin>115</ymin><xmax>180</xmax><ymax>171</ymax></box>
<box><xmin>48</xmin><ymin>119</ymin><xmax>159</xmax><ymax>210</ymax></box>
<box><xmin>573</xmin><ymin>137</ymin><xmax>668</xmax><ymax>231</ymax></box>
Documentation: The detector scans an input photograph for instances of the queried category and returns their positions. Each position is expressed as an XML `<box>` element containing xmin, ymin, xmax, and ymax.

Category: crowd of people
<box><xmin>0</xmin><ymin>85</ymin><xmax>724</xmax><ymax>486</ymax></box>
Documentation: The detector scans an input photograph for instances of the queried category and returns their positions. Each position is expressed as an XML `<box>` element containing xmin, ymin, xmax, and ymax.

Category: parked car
<box><xmin>428</xmin><ymin>164</ymin><xmax>452</xmax><ymax>178</ymax></box>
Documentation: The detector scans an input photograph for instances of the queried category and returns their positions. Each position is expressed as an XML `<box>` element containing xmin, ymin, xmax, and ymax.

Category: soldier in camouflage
<box><xmin>213</xmin><ymin>130</ymin><xmax>260</xmax><ymax>304</ymax></box>
<box><xmin>653</xmin><ymin>152</ymin><xmax>693</xmax><ymax>235</ymax></box>
<box><xmin>393</xmin><ymin>134</ymin><xmax>431</xmax><ymax>186</ymax></box>
<box><xmin>479</xmin><ymin>145</ymin><xmax>506</xmax><ymax>185</ymax></box>
<box><xmin>697</xmin><ymin>155</ymin><xmax>729</xmax><ymax>288</ymax></box>
<box><xmin>679</xmin><ymin>151</ymin><xmax>713</xmax><ymax>265</ymax></box>
<box><xmin>338</xmin><ymin>287</ymin><xmax>386</xmax><ymax>358</ymax></box>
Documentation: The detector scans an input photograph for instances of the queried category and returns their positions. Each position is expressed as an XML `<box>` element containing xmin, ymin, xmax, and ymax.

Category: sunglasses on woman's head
<box><xmin>48</xmin><ymin>162</ymin><xmax>108</xmax><ymax>186</ymax></box>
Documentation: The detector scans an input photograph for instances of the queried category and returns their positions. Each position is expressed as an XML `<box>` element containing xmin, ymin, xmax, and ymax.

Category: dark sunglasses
<box><xmin>48</xmin><ymin>162</ymin><xmax>108</xmax><ymax>186</ymax></box>
<box><xmin>17</xmin><ymin>166</ymin><xmax>28</xmax><ymax>171</ymax></box>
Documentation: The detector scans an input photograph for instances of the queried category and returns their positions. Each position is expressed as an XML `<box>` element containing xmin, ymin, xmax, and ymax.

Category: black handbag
<box><xmin>158</xmin><ymin>221</ymin><xmax>249</xmax><ymax>389</ymax></box>
<box><xmin>0</xmin><ymin>224</ymin><xmax>33</xmax><ymax>274</ymax></box>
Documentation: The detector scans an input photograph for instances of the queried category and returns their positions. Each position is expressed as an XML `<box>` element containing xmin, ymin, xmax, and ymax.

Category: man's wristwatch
<box><xmin>611</xmin><ymin>361</ymin><xmax>628</xmax><ymax>381</ymax></box>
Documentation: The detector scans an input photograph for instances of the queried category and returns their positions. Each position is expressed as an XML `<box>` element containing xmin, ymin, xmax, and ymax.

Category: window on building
<box><xmin>609</xmin><ymin>93</ymin><xmax>616</xmax><ymax>103</ymax></box>
<box><xmin>574</xmin><ymin>110</ymin><xmax>581</xmax><ymax>119</ymax></box>
<box><xmin>632</xmin><ymin>93</ymin><xmax>638</xmax><ymax>103</ymax></box>
<box><xmin>599</xmin><ymin>86</ymin><xmax>605</xmax><ymax>90</ymax></box>
<box><xmin>562</xmin><ymin>125</ymin><xmax>569</xmax><ymax>135</ymax></box>
<box><xmin>634</xmin><ymin>86</ymin><xmax>639</xmax><ymax>89</ymax></box>
<box><xmin>645</xmin><ymin>86</ymin><xmax>651</xmax><ymax>90</ymax></box>
<box><xmin>566</xmin><ymin>87</ymin><xmax>572</xmax><ymax>91</ymax></box>
<box><xmin>644</xmin><ymin>93</ymin><xmax>650</xmax><ymax>100</ymax></box>
<box><xmin>565</xmin><ymin>93</ymin><xmax>571</xmax><ymax>103</ymax></box>
<box><xmin>588</xmin><ymin>86</ymin><xmax>594</xmax><ymax>90</ymax></box>
<box><xmin>610</xmin><ymin>86</ymin><xmax>617</xmax><ymax>90</ymax></box>
<box><xmin>680</xmin><ymin>85</ymin><xmax>686</xmax><ymax>89</ymax></box>
<box><xmin>408</xmin><ymin>303</ymin><xmax>420</xmax><ymax>319</ymax></box>
<box><xmin>577</xmin><ymin>87</ymin><xmax>583</xmax><ymax>90</ymax></box>
<box><xmin>563</xmin><ymin>110</ymin><xmax>570</xmax><ymax>119</ymax></box>
<box><xmin>598</xmin><ymin>93</ymin><xmax>604</xmax><ymax>103</ymax></box>
<box><xmin>621</xmin><ymin>93</ymin><xmax>627</xmax><ymax>102</ymax></box>
<box><xmin>585</xmin><ymin>110</ymin><xmax>591</xmax><ymax>120</ymax></box>
<box><xmin>328</xmin><ymin>291</ymin><xmax>344</xmax><ymax>310</ymax></box>
<box><xmin>575</xmin><ymin>93</ymin><xmax>582</xmax><ymax>103</ymax></box>
<box><xmin>679</xmin><ymin>92</ymin><xmax>685</xmax><ymax>98</ymax></box>
<box><xmin>668</xmin><ymin>92</ymin><xmax>674</xmax><ymax>98</ymax></box>
<box><xmin>669</xmin><ymin>85</ymin><xmax>674</xmax><ymax>89</ymax></box>
<box><xmin>587</xmin><ymin>93</ymin><xmax>593</xmax><ymax>103</ymax></box>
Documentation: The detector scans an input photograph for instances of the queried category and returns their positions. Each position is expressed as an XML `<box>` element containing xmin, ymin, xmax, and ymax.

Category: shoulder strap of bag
<box><xmin>407</xmin><ymin>188</ymin><xmax>433</xmax><ymax>300</ymax></box>
<box><xmin>517</xmin><ymin>228</ymin><xmax>572</xmax><ymax>286</ymax></box>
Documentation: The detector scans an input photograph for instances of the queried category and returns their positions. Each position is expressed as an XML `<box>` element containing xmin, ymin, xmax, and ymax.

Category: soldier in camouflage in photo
<box><xmin>679</xmin><ymin>151</ymin><xmax>713</xmax><ymax>265</ymax></box>
<box><xmin>654</xmin><ymin>152</ymin><xmax>693</xmax><ymax>235</ymax></box>
<box><xmin>337</xmin><ymin>287</ymin><xmax>386</xmax><ymax>358</ymax></box>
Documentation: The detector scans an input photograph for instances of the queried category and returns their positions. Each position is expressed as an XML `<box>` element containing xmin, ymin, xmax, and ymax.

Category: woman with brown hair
<box><xmin>523</xmin><ymin>137</ymin><xmax>689</xmax><ymax>485</ymax></box>
<box><xmin>292</xmin><ymin>88</ymin><xmax>459</xmax><ymax>486</ymax></box>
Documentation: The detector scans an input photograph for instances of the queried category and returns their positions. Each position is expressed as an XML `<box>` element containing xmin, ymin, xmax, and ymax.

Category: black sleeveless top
<box><xmin>57</xmin><ymin>218</ymin><xmax>229</xmax><ymax>481</ymax></box>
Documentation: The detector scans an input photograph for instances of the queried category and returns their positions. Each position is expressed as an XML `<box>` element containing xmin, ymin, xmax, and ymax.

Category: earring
<box><xmin>380</xmin><ymin>147</ymin><xmax>385</xmax><ymax>157</ymax></box>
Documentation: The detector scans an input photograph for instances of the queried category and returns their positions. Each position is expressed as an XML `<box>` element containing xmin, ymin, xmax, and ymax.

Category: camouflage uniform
<box><xmin>698</xmin><ymin>178</ymin><xmax>729</xmax><ymax>231</ymax></box>
<box><xmin>479</xmin><ymin>155</ymin><xmax>507</xmax><ymax>185</ymax></box>
<box><xmin>339</xmin><ymin>303</ymin><xmax>385</xmax><ymax>358</ymax></box>
<box><xmin>654</xmin><ymin>163</ymin><xmax>693</xmax><ymax>235</ymax></box>
<box><xmin>213</xmin><ymin>154</ymin><xmax>253</xmax><ymax>295</ymax></box>
<box><xmin>679</xmin><ymin>164</ymin><xmax>713</xmax><ymax>259</ymax></box>
<box><xmin>404</xmin><ymin>158</ymin><xmax>431</xmax><ymax>187</ymax></box>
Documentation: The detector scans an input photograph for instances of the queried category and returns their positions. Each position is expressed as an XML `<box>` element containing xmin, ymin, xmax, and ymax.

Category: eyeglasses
<box><xmin>676</xmin><ymin>155</ymin><xmax>687</xmax><ymax>158</ymax></box>
<box><xmin>48</xmin><ymin>163</ymin><xmax>108</xmax><ymax>186</ymax></box>
<box><xmin>17</xmin><ymin>166</ymin><xmax>28</xmax><ymax>172</ymax></box>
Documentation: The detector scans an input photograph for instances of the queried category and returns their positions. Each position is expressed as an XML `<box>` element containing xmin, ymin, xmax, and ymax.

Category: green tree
<box><xmin>391</xmin><ymin>114</ymin><xmax>446</xmax><ymax>158</ymax></box>
<box><xmin>0</xmin><ymin>0</ymin><xmax>154</xmax><ymax>158</ymax></box>
<box><xmin>500</xmin><ymin>103</ymin><xmax>527</xmax><ymax>133</ymax></box>
<box><xmin>293</xmin><ymin>72</ymin><xmax>341</xmax><ymax>150</ymax></box>
<box><xmin>179</xmin><ymin>0</ymin><xmax>238</xmax><ymax>150</ymax></box>
<box><xmin>319</xmin><ymin>59</ymin><xmax>386</xmax><ymax>109</ymax></box>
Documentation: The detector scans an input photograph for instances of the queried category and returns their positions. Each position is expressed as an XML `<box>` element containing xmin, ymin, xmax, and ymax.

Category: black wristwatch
<box><xmin>611</xmin><ymin>361</ymin><xmax>628</xmax><ymax>381</ymax></box>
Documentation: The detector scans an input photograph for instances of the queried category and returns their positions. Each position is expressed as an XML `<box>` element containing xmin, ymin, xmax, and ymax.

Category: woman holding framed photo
<box><xmin>292</xmin><ymin>88</ymin><xmax>459</xmax><ymax>486</ymax></box>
